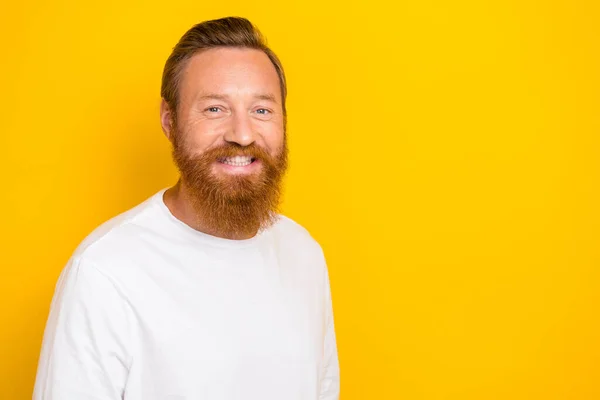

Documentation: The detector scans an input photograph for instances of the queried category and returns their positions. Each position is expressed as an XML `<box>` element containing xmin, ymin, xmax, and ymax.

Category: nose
<box><xmin>223</xmin><ymin>112</ymin><xmax>256</xmax><ymax>147</ymax></box>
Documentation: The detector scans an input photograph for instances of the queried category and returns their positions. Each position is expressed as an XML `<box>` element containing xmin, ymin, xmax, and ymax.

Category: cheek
<box><xmin>181</xmin><ymin>121</ymin><xmax>223</xmax><ymax>152</ymax></box>
<box><xmin>260</xmin><ymin>124</ymin><xmax>285</xmax><ymax>154</ymax></box>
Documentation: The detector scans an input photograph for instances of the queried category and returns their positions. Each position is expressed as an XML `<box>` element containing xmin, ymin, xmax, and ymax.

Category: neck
<box><xmin>163</xmin><ymin>180</ymin><xmax>259</xmax><ymax>240</ymax></box>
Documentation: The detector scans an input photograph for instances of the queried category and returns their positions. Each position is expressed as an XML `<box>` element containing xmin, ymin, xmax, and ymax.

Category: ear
<box><xmin>160</xmin><ymin>98</ymin><xmax>174</xmax><ymax>141</ymax></box>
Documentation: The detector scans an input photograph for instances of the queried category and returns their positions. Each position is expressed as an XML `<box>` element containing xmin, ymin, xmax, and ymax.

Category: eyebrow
<box><xmin>196</xmin><ymin>93</ymin><xmax>278</xmax><ymax>103</ymax></box>
<box><xmin>254</xmin><ymin>94</ymin><xmax>278</xmax><ymax>103</ymax></box>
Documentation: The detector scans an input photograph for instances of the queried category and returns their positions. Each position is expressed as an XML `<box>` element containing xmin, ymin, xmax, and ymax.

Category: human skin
<box><xmin>159</xmin><ymin>47</ymin><xmax>286</xmax><ymax>240</ymax></box>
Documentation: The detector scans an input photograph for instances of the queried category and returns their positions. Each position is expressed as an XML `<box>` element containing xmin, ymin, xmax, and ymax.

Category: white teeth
<box><xmin>221</xmin><ymin>156</ymin><xmax>253</xmax><ymax>167</ymax></box>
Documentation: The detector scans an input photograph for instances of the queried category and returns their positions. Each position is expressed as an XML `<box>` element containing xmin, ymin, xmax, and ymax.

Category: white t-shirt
<box><xmin>34</xmin><ymin>189</ymin><xmax>340</xmax><ymax>400</ymax></box>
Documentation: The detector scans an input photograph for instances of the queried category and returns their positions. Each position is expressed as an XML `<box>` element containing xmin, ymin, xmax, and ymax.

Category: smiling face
<box><xmin>164</xmin><ymin>47</ymin><xmax>286</xmax><ymax>176</ymax></box>
<box><xmin>161</xmin><ymin>47</ymin><xmax>288</xmax><ymax>236</ymax></box>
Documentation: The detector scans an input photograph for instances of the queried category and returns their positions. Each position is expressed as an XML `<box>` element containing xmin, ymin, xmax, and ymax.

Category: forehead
<box><xmin>179</xmin><ymin>47</ymin><xmax>281</xmax><ymax>102</ymax></box>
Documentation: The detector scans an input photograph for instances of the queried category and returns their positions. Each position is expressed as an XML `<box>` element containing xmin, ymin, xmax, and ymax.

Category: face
<box><xmin>161</xmin><ymin>47</ymin><xmax>288</xmax><ymax>236</ymax></box>
<box><xmin>163</xmin><ymin>47</ymin><xmax>285</xmax><ymax>175</ymax></box>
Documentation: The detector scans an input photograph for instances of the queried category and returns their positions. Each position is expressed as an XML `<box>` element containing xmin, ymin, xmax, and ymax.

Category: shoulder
<box><xmin>270</xmin><ymin>214</ymin><xmax>326</xmax><ymax>260</ymax></box>
<box><xmin>273</xmin><ymin>214</ymin><xmax>322</xmax><ymax>246</ymax></box>
<box><xmin>71</xmin><ymin>192</ymin><xmax>162</xmax><ymax>271</ymax></box>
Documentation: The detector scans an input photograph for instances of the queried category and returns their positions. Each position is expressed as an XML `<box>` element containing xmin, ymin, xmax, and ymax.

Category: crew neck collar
<box><xmin>153</xmin><ymin>188</ymin><xmax>272</xmax><ymax>248</ymax></box>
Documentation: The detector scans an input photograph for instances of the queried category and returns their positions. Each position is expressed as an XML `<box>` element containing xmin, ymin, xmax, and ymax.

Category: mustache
<box><xmin>202</xmin><ymin>143</ymin><xmax>272</xmax><ymax>161</ymax></box>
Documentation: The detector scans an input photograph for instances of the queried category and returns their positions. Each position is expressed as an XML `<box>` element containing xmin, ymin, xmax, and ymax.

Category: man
<box><xmin>33</xmin><ymin>17</ymin><xmax>340</xmax><ymax>400</ymax></box>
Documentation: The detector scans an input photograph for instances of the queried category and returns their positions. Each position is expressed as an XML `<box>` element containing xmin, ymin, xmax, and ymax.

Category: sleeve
<box><xmin>33</xmin><ymin>255</ymin><xmax>132</xmax><ymax>400</ymax></box>
<box><xmin>319</xmin><ymin>263</ymin><xmax>340</xmax><ymax>400</ymax></box>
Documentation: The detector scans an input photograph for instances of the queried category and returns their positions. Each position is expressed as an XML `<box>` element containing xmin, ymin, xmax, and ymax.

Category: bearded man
<box><xmin>33</xmin><ymin>17</ymin><xmax>340</xmax><ymax>400</ymax></box>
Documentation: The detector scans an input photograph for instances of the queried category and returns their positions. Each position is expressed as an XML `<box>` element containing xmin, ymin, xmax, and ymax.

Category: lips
<box><xmin>218</xmin><ymin>155</ymin><xmax>256</xmax><ymax>167</ymax></box>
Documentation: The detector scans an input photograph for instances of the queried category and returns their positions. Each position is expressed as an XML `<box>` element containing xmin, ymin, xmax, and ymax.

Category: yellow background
<box><xmin>1</xmin><ymin>1</ymin><xmax>599</xmax><ymax>398</ymax></box>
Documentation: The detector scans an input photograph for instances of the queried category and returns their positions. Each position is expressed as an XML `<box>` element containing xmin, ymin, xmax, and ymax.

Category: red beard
<box><xmin>171</xmin><ymin>132</ymin><xmax>288</xmax><ymax>238</ymax></box>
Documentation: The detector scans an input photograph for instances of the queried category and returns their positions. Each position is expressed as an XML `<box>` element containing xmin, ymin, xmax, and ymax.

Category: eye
<box><xmin>203</xmin><ymin>106</ymin><xmax>228</xmax><ymax>118</ymax></box>
<box><xmin>254</xmin><ymin>108</ymin><xmax>274</xmax><ymax>120</ymax></box>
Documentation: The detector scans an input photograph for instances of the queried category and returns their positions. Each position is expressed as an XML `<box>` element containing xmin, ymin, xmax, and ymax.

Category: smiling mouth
<box><xmin>217</xmin><ymin>155</ymin><xmax>256</xmax><ymax>167</ymax></box>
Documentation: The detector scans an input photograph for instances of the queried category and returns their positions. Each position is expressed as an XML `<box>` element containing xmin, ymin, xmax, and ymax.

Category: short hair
<box><xmin>161</xmin><ymin>17</ymin><xmax>287</xmax><ymax>121</ymax></box>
